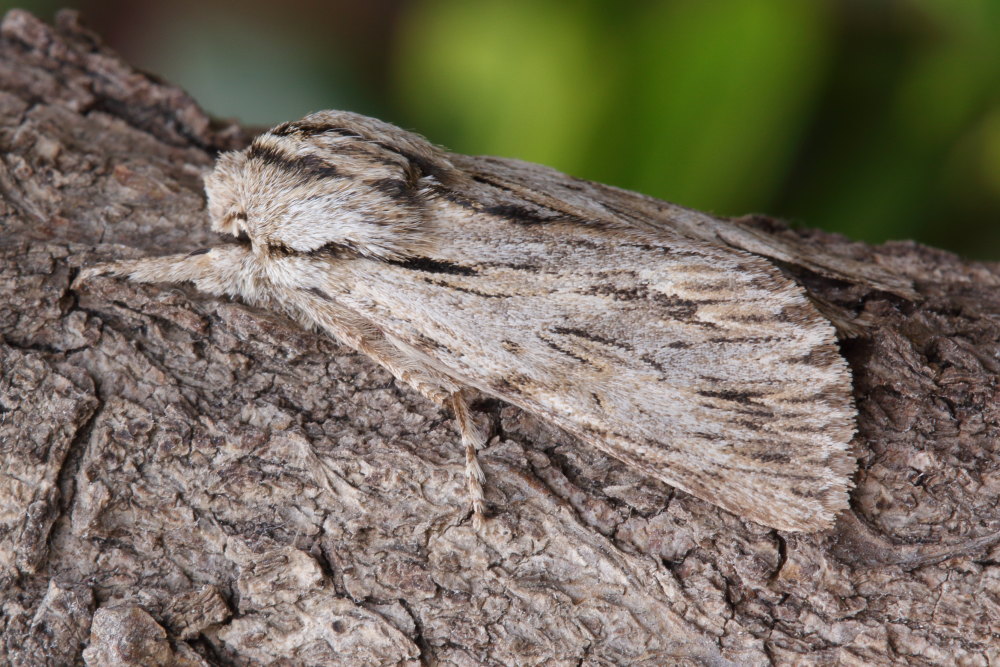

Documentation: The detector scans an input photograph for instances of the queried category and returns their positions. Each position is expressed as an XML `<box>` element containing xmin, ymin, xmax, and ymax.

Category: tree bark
<box><xmin>2</xmin><ymin>9</ymin><xmax>1000</xmax><ymax>666</ymax></box>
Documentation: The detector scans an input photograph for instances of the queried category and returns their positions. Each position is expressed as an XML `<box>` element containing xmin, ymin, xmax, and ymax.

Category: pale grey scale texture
<box><xmin>307</xmin><ymin>214</ymin><xmax>855</xmax><ymax>531</ymax></box>
<box><xmin>84</xmin><ymin>109</ymin><xmax>858</xmax><ymax>532</ymax></box>
<box><xmin>449</xmin><ymin>153</ymin><xmax>918</xmax><ymax>299</ymax></box>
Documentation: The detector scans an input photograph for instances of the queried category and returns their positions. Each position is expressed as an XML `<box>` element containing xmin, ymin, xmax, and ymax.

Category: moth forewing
<box><xmin>77</xmin><ymin>109</ymin><xmax>858</xmax><ymax>533</ymax></box>
<box><xmin>318</xmin><ymin>211</ymin><xmax>856</xmax><ymax>532</ymax></box>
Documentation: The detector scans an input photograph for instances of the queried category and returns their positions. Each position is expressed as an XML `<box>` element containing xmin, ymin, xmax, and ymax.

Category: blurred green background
<box><xmin>7</xmin><ymin>0</ymin><xmax>1000</xmax><ymax>259</ymax></box>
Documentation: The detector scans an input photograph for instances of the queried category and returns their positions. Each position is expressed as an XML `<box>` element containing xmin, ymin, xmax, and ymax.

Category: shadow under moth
<box><xmin>76</xmin><ymin>110</ymin><xmax>865</xmax><ymax>532</ymax></box>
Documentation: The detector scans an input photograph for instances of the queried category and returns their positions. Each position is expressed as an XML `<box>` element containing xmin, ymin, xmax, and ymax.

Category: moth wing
<box><xmin>321</xmin><ymin>211</ymin><xmax>856</xmax><ymax>532</ymax></box>
<box><xmin>449</xmin><ymin>153</ymin><xmax>917</xmax><ymax>299</ymax></box>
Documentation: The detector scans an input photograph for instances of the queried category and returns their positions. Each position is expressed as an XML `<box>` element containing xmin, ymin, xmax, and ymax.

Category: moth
<box><xmin>75</xmin><ymin>110</ymin><xmax>860</xmax><ymax>532</ymax></box>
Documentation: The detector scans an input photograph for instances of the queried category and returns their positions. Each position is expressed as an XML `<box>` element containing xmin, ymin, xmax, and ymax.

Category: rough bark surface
<box><xmin>2</xmin><ymin>10</ymin><xmax>999</xmax><ymax>667</ymax></box>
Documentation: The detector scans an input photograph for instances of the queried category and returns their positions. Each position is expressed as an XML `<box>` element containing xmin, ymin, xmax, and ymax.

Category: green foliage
<box><xmin>393</xmin><ymin>1</ymin><xmax>617</xmax><ymax>171</ymax></box>
<box><xmin>393</xmin><ymin>0</ymin><xmax>1000</xmax><ymax>259</ymax></box>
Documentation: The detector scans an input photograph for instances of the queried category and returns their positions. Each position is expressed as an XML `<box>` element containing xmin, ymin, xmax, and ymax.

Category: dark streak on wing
<box><xmin>501</xmin><ymin>340</ymin><xmax>522</xmax><ymax>354</ymax></box>
<box><xmin>783</xmin><ymin>393</ymin><xmax>832</xmax><ymax>404</ymax></box>
<box><xmin>541</xmin><ymin>336</ymin><xmax>592</xmax><ymax>366</ymax></box>
<box><xmin>784</xmin><ymin>424</ymin><xmax>821</xmax><ymax>433</ymax></box>
<box><xmin>483</xmin><ymin>259</ymin><xmax>543</xmax><ymax>272</ymax></box>
<box><xmin>697</xmin><ymin>389</ymin><xmax>766</xmax><ymax>405</ymax></box>
<box><xmin>462</xmin><ymin>162</ymin><xmax>624</xmax><ymax>227</ymax></box>
<box><xmin>411</xmin><ymin>331</ymin><xmax>449</xmax><ymax>352</ymax></box>
<box><xmin>778</xmin><ymin>303</ymin><xmax>818</xmax><ymax>324</ymax></box>
<box><xmin>728</xmin><ymin>313</ymin><xmax>770</xmax><ymax>323</ymax></box>
<box><xmin>708</xmin><ymin>335</ymin><xmax>781</xmax><ymax>344</ymax></box>
<box><xmin>735</xmin><ymin>419</ymin><xmax>763</xmax><ymax>432</ymax></box>
<box><xmin>551</xmin><ymin>326</ymin><xmax>635</xmax><ymax>352</ymax></box>
<box><xmin>421</xmin><ymin>277</ymin><xmax>503</xmax><ymax>298</ymax></box>
<box><xmin>186</xmin><ymin>248</ymin><xmax>211</xmax><ymax>257</ymax></box>
<box><xmin>584</xmin><ymin>283</ymin><xmax>723</xmax><ymax>321</ymax></box>
<box><xmin>619</xmin><ymin>432</ymin><xmax>825</xmax><ymax>483</ymax></box>
<box><xmin>488</xmin><ymin>372</ymin><xmax>533</xmax><ymax>394</ymax></box>
<box><xmin>622</xmin><ymin>242</ymin><xmax>704</xmax><ymax>259</ymax></box>
<box><xmin>566</xmin><ymin>237</ymin><xmax>606</xmax><ymax>252</ymax></box>
<box><xmin>598</xmin><ymin>200</ymin><xmax>649</xmax><ymax>226</ymax></box>
<box><xmin>731</xmin><ymin>406</ymin><xmax>776</xmax><ymax>418</ymax></box>
<box><xmin>459</xmin><ymin>165</ymin><xmax>606</xmax><ymax>227</ymax></box>
<box><xmin>790</xmin><ymin>347</ymin><xmax>841</xmax><ymax>367</ymax></box>
<box><xmin>305</xmin><ymin>286</ymin><xmax>334</xmax><ymax>302</ymax></box>
<box><xmin>640</xmin><ymin>354</ymin><xmax>668</xmax><ymax>375</ymax></box>
<box><xmin>745</xmin><ymin>451</ymin><xmax>792</xmax><ymax>464</ymax></box>
<box><xmin>387</xmin><ymin>256</ymin><xmax>478</xmax><ymax>276</ymax></box>
<box><xmin>471</xmin><ymin>174</ymin><xmax>513</xmax><ymax>191</ymax></box>
<box><xmin>750</xmin><ymin>273</ymin><xmax>786</xmax><ymax>291</ymax></box>
<box><xmin>308</xmin><ymin>242</ymin><xmax>358</xmax><ymax>259</ymax></box>
<box><xmin>433</xmin><ymin>187</ymin><xmax>480</xmax><ymax>211</ymax></box>
<box><xmin>483</xmin><ymin>203</ymin><xmax>569</xmax><ymax>224</ymax></box>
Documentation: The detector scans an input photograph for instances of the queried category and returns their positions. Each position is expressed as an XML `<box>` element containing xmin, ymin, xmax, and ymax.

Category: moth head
<box><xmin>204</xmin><ymin>111</ymin><xmax>456</xmax><ymax>260</ymax></box>
<box><xmin>206</xmin><ymin>151</ymin><xmax>251</xmax><ymax>239</ymax></box>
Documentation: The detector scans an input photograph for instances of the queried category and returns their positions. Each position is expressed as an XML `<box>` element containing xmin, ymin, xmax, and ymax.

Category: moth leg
<box><xmin>449</xmin><ymin>392</ymin><xmax>487</xmax><ymax>528</ymax></box>
<box><xmin>292</xmin><ymin>293</ymin><xmax>491</xmax><ymax>526</ymax></box>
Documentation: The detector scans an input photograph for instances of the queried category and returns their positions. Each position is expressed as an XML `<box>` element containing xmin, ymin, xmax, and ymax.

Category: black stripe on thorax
<box><xmin>270</xmin><ymin>121</ymin><xmax>362</xmax><ymax>139</ymax></box>
<box><xmin>247</xmin><ymin>142</ymin><xmax>339</xmax><ymax>179</ymax></box>
<box><xmin>268</xmin><ymin>121</ymin><xmax>449</xmax><ymax>182</ymax></box>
